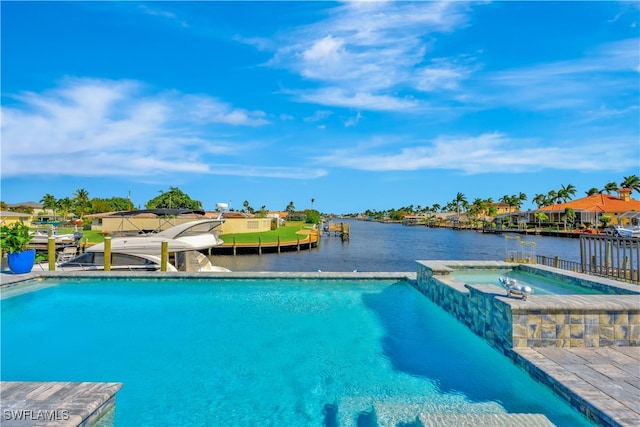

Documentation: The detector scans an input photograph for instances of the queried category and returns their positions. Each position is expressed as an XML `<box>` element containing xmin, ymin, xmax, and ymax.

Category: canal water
<box><xmin>211</xmin><ymin>220</ymin><xmax>580</xmax><ymax>272</ymax></box>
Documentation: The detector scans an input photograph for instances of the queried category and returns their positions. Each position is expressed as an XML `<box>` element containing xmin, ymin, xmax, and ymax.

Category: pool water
<box><xmin>450</xmin><ymin>269</ymin><xmax>603</xmax><ymax>295</ymax></box>
<box><xmin>1</xmin><ymin>279</ymin><xmax>592</xmax><ymax>426</ymax></box>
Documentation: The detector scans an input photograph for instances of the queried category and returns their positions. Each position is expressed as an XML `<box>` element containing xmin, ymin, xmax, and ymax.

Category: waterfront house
<box><xmin>536</xmin><ymin>189</ymin><xmax>639</xmax><ymax>229</ymax></box>
<box><xmin>0</xmin><ymin>210</ymin><xmax>36</xmax><ymax>227</ymax></box>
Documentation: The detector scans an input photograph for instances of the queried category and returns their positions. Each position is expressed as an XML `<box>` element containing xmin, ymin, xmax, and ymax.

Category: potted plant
<box><xmin>0</xmin><ymin>221</ymin><xmax>36</xmax><ymax>274</ymax></box>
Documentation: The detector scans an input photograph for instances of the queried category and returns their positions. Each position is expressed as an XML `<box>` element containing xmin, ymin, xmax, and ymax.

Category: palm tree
<box><xmin>558</xmin><ymin>184</ymin><xmax>576</xmax><ymax>203</ymax></box>
<box><xmin>73</xmin><ymin>188</ymin><xmax>90</xmax><ymax>219</ymax></box>
<box><xmin>453</xmin><ymin>192</ymin><xmax>467</xmax><ymax>225</ymax></box>
<box><xmin>586</xmin><ymin>187</ymin><xmax>599</xmax><ymax>196</ymax></box>
<box><xmin>602</xmin><ymin>181</ymin><xmax>618</xmax><ymax>194</ymax></box>
<box><xmin>57</xmin><ymin>198</ymin><xmax>73</xmax><ymax>221</ymax></box>
<box><xmin>285</xmin><ymin>201</ymin><xmax>295</xmax><ymax>214</ymax></box>
<box><xmin>621</xmin><ymin>175</ymin><xmax>640</xmax><ymax>194</ymax></box>
<box><xmin>563</xmin><ymin>207</ymin><xmax>575</xmax><ymax>231</ymax></box>
<box><xmin>532</xmin><ymin>193</ymin><xmax>547</xmax><ymax>208</ymax></box>
<box><xmin>534</xmin><ymin>212</ymin><xmax>548</xmax><ymax>229</ymax></box>
<box><xmin>40</xmin><ymin>193</ymin><xmax>57</xmax><ymax>221</ymax></box>
<box><xmin>518</xmin><ymin>192</ymin><xmax>527</xmax><ymax>204</ymax></box>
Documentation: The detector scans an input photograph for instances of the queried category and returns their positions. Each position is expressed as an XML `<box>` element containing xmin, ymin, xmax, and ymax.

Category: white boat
<box><xmin>499</xmin><ymin>276</ymin><xmax>533</xmax><ymax>300</ymax></box>
<box><xmin>30</xmin><ymin>227</ymin><xmax>79</xmax><ymax>245</ymax></box>
<box><xmin>41</xmin><ymin>219</ymin><xmax>230</xmax><ymax>272</ymax></box>
<box><xmin>613</xmin><ymin>225</ymin><xmax>640</xmax><ymax>238</ymax></box>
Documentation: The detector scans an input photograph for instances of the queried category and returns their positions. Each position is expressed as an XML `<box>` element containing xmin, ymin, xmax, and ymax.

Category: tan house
<box><xmin>493</xmin><ymin>202</ymin><xmax>516</xmax><ymax>214</ymax></box>
<box><xmin>87</xmin><ymin>209</ymin><xmax>272</xmax><ymax>235</ymax></box>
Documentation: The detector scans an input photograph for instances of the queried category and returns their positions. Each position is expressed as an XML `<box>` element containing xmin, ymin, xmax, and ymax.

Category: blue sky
<box><xmin>1</xmin><ymin>1</ymin><xmax>639</xmax><ymax>214</ymax></box>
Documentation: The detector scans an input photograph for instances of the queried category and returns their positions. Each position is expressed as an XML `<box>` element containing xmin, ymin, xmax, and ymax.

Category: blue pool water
<box><xmin>449</xmin><ymin>269</ymin><xmax>604</xmax><ymax>295</ymax></box>
<box><xmin>1</xmin><ymin>279</ymin><xmax>592</xmax><ymax>426</ymax></box>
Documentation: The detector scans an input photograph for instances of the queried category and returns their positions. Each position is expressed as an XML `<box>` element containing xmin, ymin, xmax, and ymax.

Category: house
<box><xmin>493</xmin><ymin>202</ymin><xmax>516</xmax><ymax>214</ymax></box>
<box><xmin>0</xmin><ymin>211</ymin><xmax>37</xmax><ymax>227</ymax></box>
<box><xmin>86</xmin><ymin>209</ymin><xmax>273</xmax><ymax>235</ymax></box>
<box><xmin>536</xmin><ymin>189</ymin><xmax>640</xmax><ymax>228</ymax></box>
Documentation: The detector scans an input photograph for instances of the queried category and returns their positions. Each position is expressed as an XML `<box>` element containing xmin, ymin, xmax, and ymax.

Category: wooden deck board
<box><xmin>0</xmin><ymin>381</ymin><xmax>122</xmax><ymax>427</ymax></box>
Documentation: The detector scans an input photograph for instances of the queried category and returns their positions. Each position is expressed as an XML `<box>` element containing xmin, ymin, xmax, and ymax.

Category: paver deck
<box><xmin>515</xmin><ymin>347</ymin><xmax>640</xmax><ymax>427</ymax></box>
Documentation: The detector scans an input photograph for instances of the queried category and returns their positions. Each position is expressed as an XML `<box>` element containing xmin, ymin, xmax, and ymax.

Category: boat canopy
<box><xmin>96</xmin><ymin>209</ymin><xmax>206</xmax><ymax>217</ymax></box>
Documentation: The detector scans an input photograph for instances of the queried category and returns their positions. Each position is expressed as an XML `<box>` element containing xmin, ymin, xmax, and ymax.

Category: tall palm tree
<box><xmin>518</xmin><ymin>192</ymin><xmax>527</xmax><ymax>204</ymax></box>
<box><xmin>621</xmin><ymin>175</ymin><xmax>640</xmax><ymax>194</ymax></box>
<box><xmin>602</xmin><ymin>181</ymin><xmax>619</xmax><ymax>194</ymax></box>
<box><xmin>40</xmin><ymin>193</ymin><xmax>57</xmax><ymax>221</ymax></box>
<box><xmin>586</xmin><ymin>187</ymin><xmax>599</xmax><ymax>196</ymax></box>
<box><xmin>558</xmin><ymin>184</ymin><xmax>576</xmax><ymax>203</ymax></box>
<box><xmin>57</xmin><ymin>198</ymin><xmax>73</xmax><ymax>221</ymax></box>
<box><xmin>453</xmin><ymin>192</ymin><xmax>467</xmax><ymax>224</ymax></box>
<box><xmin>532</xmin><ymin>193</ymin><xmax>547</xmax><ymax>208</ymax></box>
<box><xmin>73</xmin><ymin>188</ymin><xmax>90</xmax><ymax>219</ymax></box>
<box><xmin>285</xmin><ymin>201</ymin><xmax>295</xmax><ymax>214</ymax></box>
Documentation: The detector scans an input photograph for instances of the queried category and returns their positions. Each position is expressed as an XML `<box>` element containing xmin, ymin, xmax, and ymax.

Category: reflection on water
<box><xmin>211</xmin><ymin>220</ymin><xmax>580</xmax><ymax>272</ymax></box>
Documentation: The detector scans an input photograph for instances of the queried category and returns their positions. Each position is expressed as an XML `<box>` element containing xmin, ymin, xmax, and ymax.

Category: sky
<box><xmin>1</xmin><ymin>1</ymin><xmax>639</xmax><ymax>214</ymax></box>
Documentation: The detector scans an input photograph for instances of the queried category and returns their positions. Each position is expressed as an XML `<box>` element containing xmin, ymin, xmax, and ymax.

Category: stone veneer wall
<box><xmin>415</xmin><ymin>262</ymin><xmax>640</xmax><ymax>351</ymax></box>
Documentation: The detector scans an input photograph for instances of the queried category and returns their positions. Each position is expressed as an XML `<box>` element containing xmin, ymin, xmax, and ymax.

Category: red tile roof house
<box><xmin>536</xmin><ymin>189</ymin><xmax>640</xmax><ymax>231</ymax></box>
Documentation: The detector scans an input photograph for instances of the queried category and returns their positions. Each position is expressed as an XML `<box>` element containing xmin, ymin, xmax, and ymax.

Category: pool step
<box><xmin>417</xmin><ymin>413</ymin><xmax>555</xmax><ymax>426</ymax></box>
<box><xmin>331</xmin><ymin>396</ymin><xmax>554</xmax><ymax>427</ymax></box>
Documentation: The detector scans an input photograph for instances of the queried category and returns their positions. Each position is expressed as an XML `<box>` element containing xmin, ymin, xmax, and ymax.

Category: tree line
<box><xmin>0</xmin><ymin>187</ymin><xmax>322</xmax><ymax>224</ymax></box>
<box><xmin>1</xmin><ymin>175</ymin><xmax>638</xmax><ymax>222</ymax></box>
<box><xmin>354</xmin><ymin>175</ymin><xmax>639</xmax><ymax>221</ymax></box>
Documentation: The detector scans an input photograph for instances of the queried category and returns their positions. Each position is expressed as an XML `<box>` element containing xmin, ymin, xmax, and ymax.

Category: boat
<box><xmin>613</xmin><ymin>225</ymin><xmax>640</xmax><ymax>238</ymax></box>
<box><xmin>41</xmin><ymin>219</ymin><xmax>230</xmax><ymax>272</ymax></box>
<box><xmin>29</xmin><ymin>227</ymin><xmax>80</xmax><ymax>245</ymax></box>
<box><xmin>499</xmin><ymin>276</ymin><xmax>533</xmax><ymax>300</ymax></box>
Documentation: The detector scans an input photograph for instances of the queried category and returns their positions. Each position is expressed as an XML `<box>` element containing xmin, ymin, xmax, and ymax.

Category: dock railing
<box><xmin>537</xmin><ymin>235</ymin><xmax>639</xmax><ymax>284</ymax></box>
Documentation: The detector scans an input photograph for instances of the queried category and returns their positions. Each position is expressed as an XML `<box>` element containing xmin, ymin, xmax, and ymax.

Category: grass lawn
<box><xmin>220</xmin><ymin>222</ymin><xmax>316</xmax><ymax>244</ymax></box>
<box><xmin>55</xmin><ymin>228</ymin><xmax>106</xmax><ymax>244</ymax></box>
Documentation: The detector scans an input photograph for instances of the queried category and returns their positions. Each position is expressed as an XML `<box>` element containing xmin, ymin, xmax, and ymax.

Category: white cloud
<box><xmin>205</xmin><ymin>165</ymin><xmax>327</xmax><ymax>180</ymax></box>
<box><xmin>304</xmin><ymin>110</ymin><xmax>333</xmax><ymax>123</ymax></box>
<box><xmin>344</xmin><ymin>112</ymin><xmax>362</xmax><ymax>128</ymax></box>
<box><xmin>262</xmin><ymin>1</ymin><xmax>474</xmax><ymax>111</ymax></box>
<box><xmin>314</xmin><ymin>133</ymin><xmax>640</xmax><ymax>174</ymax></box>
<box><xmin>301</xmin><ymin>35</ymin><xmax>347</xmax><ymax>77</ymax></box>
<box><xmin>296</xmin><ymin>88</ymin><xmax>419</xmax><ymax>111</ymax></box>
<box><xmin>481</xmin><ymin>38</ymin><xmax>640</xmax><ymax>111</ymax></box>
<box><xmin>138</xmin><ymin>4</ymin><xmax>189</xmax><ymax>28</ymax></box>
<box><xmin>0</xmin><ymin>78</ymin><xmax>321</xmax><ymax>180</ymax></box>
<box><xmin>415</xmin><ymin>62</ymin><xmax>471</xmax><ymax>92</ymax></box>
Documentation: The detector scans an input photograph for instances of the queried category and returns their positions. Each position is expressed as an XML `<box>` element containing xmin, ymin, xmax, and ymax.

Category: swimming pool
<box><xmin>450</xmin><ymin>269</ymin><xmax>602</xmax><ymax>295</ymax></box>
<box><xmin>449</xmin><ymin>266</ymin><xmax>640</xmax><ymax>296</ymax></box>
<box><xmin>1</xmin><ymin>278</ymin><xmax>592</xmax><ymax>426</ymax></box>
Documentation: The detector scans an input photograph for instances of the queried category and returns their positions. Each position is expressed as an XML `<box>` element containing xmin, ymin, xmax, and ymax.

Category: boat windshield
<box><xmin>60</xmin><ymin>252</ymin><xmax>160</xmax><ymax>270</ymax></box>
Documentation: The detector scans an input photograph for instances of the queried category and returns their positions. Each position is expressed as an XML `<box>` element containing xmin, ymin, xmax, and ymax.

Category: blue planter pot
<box><xmin>7</xmin><ymin>249</ymin><xmax>36</xmax><ymax>274</ymax></box>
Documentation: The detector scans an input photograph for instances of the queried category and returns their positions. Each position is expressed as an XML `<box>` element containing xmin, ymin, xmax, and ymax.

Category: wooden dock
<box><xmin>0</xmin><ymin>381</ymin><xmax>122</xmax><ymax>426</ymax></box>
<box><xmin>323</xmin><ymin>222</ymin><xmax>350</xmax><ymax>241</ymax></box>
